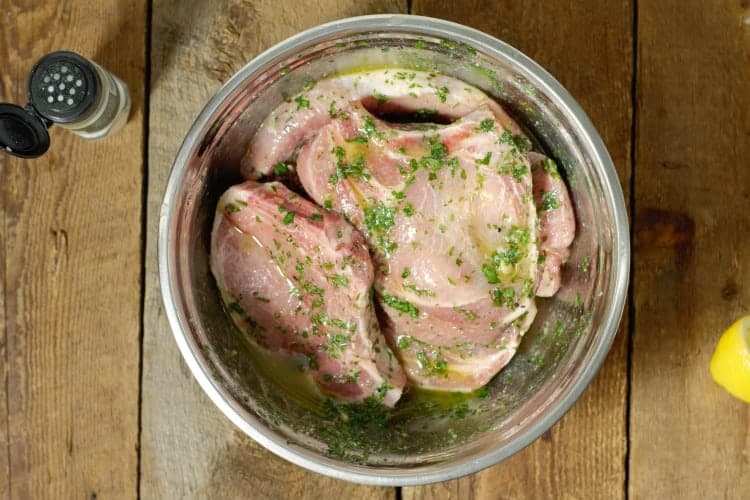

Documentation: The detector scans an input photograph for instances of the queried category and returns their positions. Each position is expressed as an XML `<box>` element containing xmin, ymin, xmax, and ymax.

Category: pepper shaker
<box><xmin>0</xmin><ymin>50</ymin><xmax>131</xmax><ymax>158</ymax></box>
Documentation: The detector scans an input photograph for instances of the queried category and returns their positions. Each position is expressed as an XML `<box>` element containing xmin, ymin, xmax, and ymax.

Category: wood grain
<box><xmin>0</xmin><ymin>82</ymin><xmax>8</xmax><ymax>499</ymax></box>
<box><xmin>141</xmin><ymin>1</ymin><xmax>405</xmax><ymax>498</ymax></box>
<box><xmin>630</xmin><ymin>1</ymin><xmax>750</xmax><ymax>498</ymax></box>
<box><xmin>407</xmin><ymin>1</ymin><xmax>634</xmax><ymax>498</ymax></box>
<box><xmin>0</xmin><ymin>0</ymin><xmax>145</xmax><ymax>498</ymax></box>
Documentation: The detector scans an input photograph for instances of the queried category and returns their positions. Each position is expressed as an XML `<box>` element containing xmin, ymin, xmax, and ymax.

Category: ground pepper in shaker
<box><xmin>0</xmin><ymin>50</ymin><xmax>131</xmax><ymax>158</ymax></box>
<box><xmin>28</xmin><ymin>51</ymin><xmax>131</xmax><ymax>140</ymax></box>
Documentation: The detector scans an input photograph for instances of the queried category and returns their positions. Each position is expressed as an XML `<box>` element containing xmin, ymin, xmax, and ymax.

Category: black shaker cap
<box><xmin>28</xmin><ymin>51</ymin><xmax>98</xmax><ymax>124</ymax></box>
<box><xmin>0</xmin><ymin>103</ymin><xmax>50</xmax><ymax>158</ymax></box>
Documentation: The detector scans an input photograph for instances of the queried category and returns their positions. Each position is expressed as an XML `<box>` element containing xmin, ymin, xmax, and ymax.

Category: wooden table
<box><xmin>1</xmin><ymin>1</ymin><xmax>748</xmax><ymax>498</ymax></box>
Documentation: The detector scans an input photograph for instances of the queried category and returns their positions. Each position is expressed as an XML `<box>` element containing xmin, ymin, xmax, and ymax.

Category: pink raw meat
<box><xmin>210</xmin><ymin>180</ymin><xmax>406</xmax><ymax>406</ymax></box>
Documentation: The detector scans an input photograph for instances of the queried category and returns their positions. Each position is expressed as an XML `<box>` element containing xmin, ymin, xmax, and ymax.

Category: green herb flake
<box><xmin>513</xmin><ymin>134</ymin><xmax>532</xmax><ymax>152</ymax></box>
<box><xmin>381</xmin><ymin>294</ymin><xmax>419</xmax><ymax>318</ymax></box>
<box><xmin>329</xmin><ymin>149</ymin><xmax>370</xmax><ymax>184</ymax></box>
<box><xmin>401</xmin><ymin>268</ymin><xmax>411</xmax><ymax>279</ymax></box>
<box><xmin>574</xmin><ymin>293</ymin><xmax>583</xmax><ymax>309</ymax></box>
<box><xmin>303</xmin><ymin>282</ymin><xmax>324</xmax><ymax>297</ymax></box>
<box><xmin>415</xmin><ymin>108</ymin><xmax>438</xmax><ymax>119</ymax></box>
<box><xmin>328</xmin><ymin>274</ymin><xmax>349</xmax><ymax>288</ymax></box>
<box><xmin>223</xmin><ymin>203</ymin><xmax>241</xmax><ymax>215</ymax></box>
<box><xmin>435</xmin><ymin>86</ymin><xmax>449</xmax><ymax>103</ymax></box>
<box><xmin>544</xmin><ymin>158</ymin><xmax>561</xmax><ymax>179</ymax></box>
<box><xmin>329</xmin><ymin>318</ymin><xmax>350</xmax><ymax>331</ymax></box>
<box><xmin>302</xmin><ymin>78</ymin><xmax>316</xmax><ymax>91</ymax></box>
<box><xmin>540</xmin><ymin>191</ymin><xmax>561</xmax><ymax>211</ymax></box>
<box><xmin>325</xmin><ymin>333</ymin><xmax>350</xmax><ymax>357</ymax></box>
<box><xmin>477</xmin><ymin>118</ymin><xmax>494</xmax><ymax>132</ymax></box>
<box><xmin>491</xmin><ymin>226</ymin><xmax>531</xmax><ymax>266</ymax></box>
<box><xmin>511</xmin><ymin>163</ymin><xmax>528</xmax><ymax>182</ymax></box>
<box><xmin>439</xmin><ymin>39</ymin><xmax>457</xmax><ymax>50</ymax></box>
<box><xmin>364</xmin><ymin>202</ymin><xmax>396</xmax><ymax>233</ymax></box>
<box><xmin>282</xmin><ymin>211</ymin><xmax>295</xmax><ymax>225</ymax></box>
<box><xmin>476</xmin><ymin>152</ymin><xmax>492</xmax><ymax>165</ymax></box>
<box><xmin>363</xmin><ymin>116</ymin><xmax>378</xmax><ymax>138</ymax></box>
<box><xmin>404</xmin><ymin>284</ymin><xmax>435</xmax><ymax>297</ymax></box>
<box><xmin>447</xmin><ymin>157</ymin><xmax>459</xmax><ymax>176</ymax></box>
<box><xmin>579</xmin><ymin>255</ymin><xmax>591</xmax><ymax>273</ymax></box>
<box><xmin>295</xmin><ymin>261</ymin><xmax>305</xmax><ymax>276</ymax></box>
<box><xmin>328</xmin><ymin>101</ymin><xmax>349</xmax><ymax>120</ymax></box>
<box><xmin>294</xmin><ymin>95</ymin><xmax>310</xmax><ymax>110</ymax></box>
<box><xmin>538</xmin><ymin>251</ymin><xmax>547</xmax><ymax>265</ymax></box>
<box><xmin>227</xmin><ymin>301</ymin><xmax>245</xmax><ymax>315</ymax></box>
<box><xmin>347</xmin><ymin>135</ymin><xmax>368</xmax><ymax>144</ymax></box>
<box><xmin>273</xmin><ymin>162</ymin><xmax>291</xmax><ymax>175</ymax></box>
<box><xmin>509</xmin><ymin>226</ymin><xmax>531</xmax><ymax>245</ymax></box>
<box><xmin>310</xmin><ymin>213</ymin><xmax>324</xmax><ymax>222</ymax></box>
<box><xmin>481</xmin><ymin>263</ymin><xmax>499</xmax><ymax>284</ymax></box>
<box><xmin>373</xmin><ymin>91</ymin><xmax>389</xmax><ymax>104</ymax></box>
<box><xmin>434</xmin><ymin>359</ymin><xmax>448</xmax><ymax>374</ymax></box>
<box><xmin>490</xmin><ymin>287</ymin><xmax>516</xmax><ymax>308</ymax></box>
<box><xmin>416</xmin><ymin>350</ymin><xmax>429</xmax><ymax>368</ymax></box>
<box><xmin>402</xmin><ymin>203</ymin><xmax>415</xmax><ymax>216</ymax></box>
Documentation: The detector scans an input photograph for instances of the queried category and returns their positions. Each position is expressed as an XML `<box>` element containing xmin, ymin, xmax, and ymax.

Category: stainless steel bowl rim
<box><xmin>158</xmin><ymin>14</ymin><xmax>630</xmax><ymax>486</ymax></box>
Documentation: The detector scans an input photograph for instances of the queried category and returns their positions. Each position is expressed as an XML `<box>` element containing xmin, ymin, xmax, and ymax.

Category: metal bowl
<box><xmin>158</xmin><ymin>15</ymin><xmax>629</xmax><ymax>486</ymax></box>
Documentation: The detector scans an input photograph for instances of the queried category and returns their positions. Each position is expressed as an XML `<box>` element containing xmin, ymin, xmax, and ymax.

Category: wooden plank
<box><xmin>630</xmin><ymin>1</ymin><xmax>750</xmax><ymax>498</ymax></box>
<box><xmin>407</xmin><ymin>1</ymin><xmax>633</xmax><ymax>498</ymax></box>
<box><xmin>0</xmin><ymin>0</ymin><xmax>146</xmax><ymax>498</ymax></box>
<box><xmin>0</xmin><ymin>108</ymin><xmax>7</xmax><ymax>500</ymax></box>
<box><xmin>141</xmin><ymin>1</ymin><xmax>405</xmax><ymax>498</ymax></box>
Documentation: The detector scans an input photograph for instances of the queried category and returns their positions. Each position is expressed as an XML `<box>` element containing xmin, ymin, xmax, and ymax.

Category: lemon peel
<box><xmin>710</xmin><ymin>316</ymin><xmax>750</xmax><ymax>403</ymax></box>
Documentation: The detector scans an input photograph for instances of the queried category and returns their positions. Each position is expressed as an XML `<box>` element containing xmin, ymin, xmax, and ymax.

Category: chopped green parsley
<box><xmin>491</xmin><ymin>287</ymin><xmax>516</xmax><ymax>308</ymax></box>
<box><xmin>476</xmin><ymin>152</ymin><xmax>492</xmax><ymax>165</ymax></box>
<box><xmin>273</xmin><ymin>162</ymin><xmax>291</xmax><ymax>175</ymax></box>
<box><xmin>381</xmin><ymin>294</ymin><xmax>419</xmax><ymax>318</ymax></box>
<box><xmin>294</xmin><ymin>95</ymin><xmax>310</xmax><ymax>110</ymax></box>
<box><xmin>435</xmin><ymin>86</ymin><xmax>449</xmax><ymax>103</ymax></box>
<box><xmin>477</xmin><ymin>118</ymin><xmax>494</xmax><ymax>132</ymax></box>
<box><xmin>328</xmin><ymin>274</ymin><xmax>349</xmax><ymax>288</ymax></box>
<box><xmin>540</xmin><ymin>191</ymin><xmax>561</xmax><ymax>211</ymax></box>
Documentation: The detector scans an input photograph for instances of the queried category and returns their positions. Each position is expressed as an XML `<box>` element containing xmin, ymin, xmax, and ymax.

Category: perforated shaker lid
<box><xmin>28</xmin><ymin>51</ymin><xmax>98</xmax><ymax>124</ymax></box>
<box><xmin>0</xmin><ymin>103</ymin><xmax>50</xmax><ymax>158</ymax></box>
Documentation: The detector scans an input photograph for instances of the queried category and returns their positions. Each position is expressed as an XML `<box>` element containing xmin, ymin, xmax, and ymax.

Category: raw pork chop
<box><xmin>241</xmin><ymin>69</ymin><xmax>523</xmax><ymax>180</ymax></box>
<box><xmin>210</xmin><ymin>180</ymin><xmax>406</xmax><ymax>406</ymax></box>
<box><xmin>528</xmin><ymin>152</ymin><xmax>575</xmax><ymax>297</ymax></box>
<box><xmin>292</xmin><ymin>104</ymin><xmax>538</xmax><ymax>391</ymax></box>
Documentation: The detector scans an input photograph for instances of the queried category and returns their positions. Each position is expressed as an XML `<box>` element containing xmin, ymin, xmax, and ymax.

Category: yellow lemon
<box><xmin>710</xmin><ymin>316</ymin><xmax>750</xmax><ymax>403</ymax></box>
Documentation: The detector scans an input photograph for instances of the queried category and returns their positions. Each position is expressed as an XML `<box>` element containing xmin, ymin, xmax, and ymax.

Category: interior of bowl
<box><xmin>160</xmin><ymin>16</ymin><xmax>628</xmax><ymax>485</ymax></box>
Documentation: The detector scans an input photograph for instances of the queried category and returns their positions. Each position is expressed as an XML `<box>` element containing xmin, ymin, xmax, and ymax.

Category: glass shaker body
<box><xmin>57</xmin><ymin>60</ymin><xmax>131</xmax><ymax>140</ymax></box>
